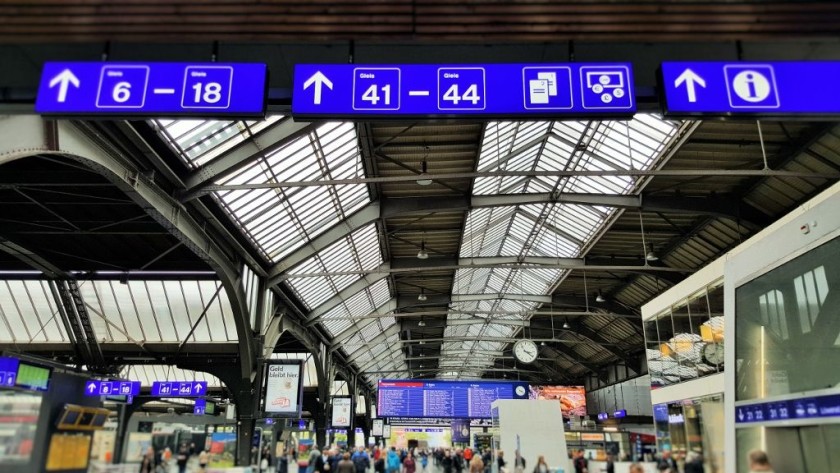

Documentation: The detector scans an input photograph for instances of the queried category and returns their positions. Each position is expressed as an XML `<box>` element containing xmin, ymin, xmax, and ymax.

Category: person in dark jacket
<box><xmin>442</xmin><ymin>450</ymin><xmax>454</xmax><ymax>473</ymax></box>
<box><xmin>139</xmin><ymin>447</ymin><xmax>156</xmax><ymax>473</ymax></box>
<box><xmin>684</xmin><ymin>451</ymin><xmax>705</xmax><ymax>473</ymax></box>
<box><xmin>338</xmin><ymin>452</ymin><xmax>357</xmax><ymax>473</ymax></box>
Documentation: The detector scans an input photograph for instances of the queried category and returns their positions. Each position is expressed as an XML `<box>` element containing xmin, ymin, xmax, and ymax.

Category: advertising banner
<box><xmin>372</xmin><ymin>418</ymin><xmax>384</xmax><ymax>436</ymax></box>
<box><xmin>451</xmin><ymin>419</ymin><xmax>470</xmax><ymax>443</ymax></box>
<box><xmin>263</xmin><ymin>360</ymin><xmax>304</xmax><ymax>417</ymax></box>
<box><xmin>332</xmin><ymin>397</ymin><xmax>352</xmax><ymax>427</ymax></box>
<box><xmin>528</xmin><ymin>385</ymin><xmax>587</xmax><ymax>418</ymax></box>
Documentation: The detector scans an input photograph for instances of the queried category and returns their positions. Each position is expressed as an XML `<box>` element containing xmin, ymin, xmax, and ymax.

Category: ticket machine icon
<box><xmin>580</xmin><ymin>66</ymin><xmax>633</xmax><ymax>109</ymax></box>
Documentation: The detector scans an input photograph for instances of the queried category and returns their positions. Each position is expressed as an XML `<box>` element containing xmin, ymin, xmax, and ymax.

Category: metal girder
<box><xmin>567</xmin><ymin>320</ymin><xmax>633</xmax><ymax>365</ymax></box>
<box><xmin>0</xmin><ymin>342</ymin><xmax>241</xmax><ymax>358</ymax></box>
<box><xmin>0</xmin><ymin>236</ymin><xmax>63</xmax><ymax>277</ymax></box>
<box><xmin>181</xmin><ymin>118</ymin><xmax>317</xmax><ymax>199</ymax></box>
<box><xmin>541</xmin><ymin>343</ymin><xmax>601</xmax><ymax>375</ymax></box>
<box><xmin>267</xmin><ymin>203</ymin><xmax>381</xmax><ymax>282</ymax></box>
<box><xmin>199</xmin><ymin>168</ymin><xmax>840</xmax><ymax>191</ymax></box>
<box><xmin>0</xmin><ymin>116</ymin><xmax>256</xmax><ymax>381</ymax></box>
<box><xmin>304</xmin><ymin>271</ymin><xmax>389</xmax><ymax>323</ymax></box>
<box><xmin>279</xmin><ymin>257</ymin><xmax>691</xmax><ymax>280</ymax></box>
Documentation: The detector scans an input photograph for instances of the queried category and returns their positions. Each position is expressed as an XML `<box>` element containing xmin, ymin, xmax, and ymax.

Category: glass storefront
<box><xmin>653</xmin><ymin>395</ymin><xmax>724</xmax><ymax>473</ymax></box>
<box><xmin>644</xmin><ymin>283</ymin><xmax>724</xmax><ymax>388</ymax></box>
<box><xmin>735</xmin><ymin>235</ymin><xmax>840</xmax><ymax>401</ymax></box>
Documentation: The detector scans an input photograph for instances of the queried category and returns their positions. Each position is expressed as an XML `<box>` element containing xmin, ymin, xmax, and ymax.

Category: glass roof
<box><xmin>150</xmin><ymin>113</ymin><xmax>682</xmax><ymax>382</ymax></box>
<box><xmin>154</xmin><ymin>120</ymin><xmax>370</xmax><ymax>263</ymax></box>
<box><xmin>153</xmin><ymin>117</ymin><xmax>283</xmax><ymax>168</ymax></box>
<box><xmin>0</xmin><ymin>280</ymin><xmax>68</xmax><ymax>343</ymax></box>
<box><xmin>286</xmin><ymin>224</ymin><xmax>384</xmax><ymax>310</ymax></box>
<box><xmin>80</xmin><ymin>280</ymin><xmax>237</xmax><ymax>343</ymax></box>
<box><xmin>318</xmin><ymin>279</ymin><xmax>393</xmax><ymax>337</ymax></box>
<box><xmin>122</xmin><ymin>364</ymin><xmax>224</xmax><ymax>388</ymax></box>
<box><xmin>440</xmin><ymin>115</ymin><xmax>681</xmax><ymax>378</ymax></box>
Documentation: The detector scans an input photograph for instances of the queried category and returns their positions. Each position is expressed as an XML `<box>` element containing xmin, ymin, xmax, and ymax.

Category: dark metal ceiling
<box><xmin>2</xmin><ymin>1</ymin><xmax>840</xmax><ymax>42</ymax></box>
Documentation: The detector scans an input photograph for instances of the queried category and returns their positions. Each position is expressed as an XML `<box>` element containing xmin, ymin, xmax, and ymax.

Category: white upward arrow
<box><xmin>88</xmin><ymin>383</ymin><xmax>96</xmax><ymax>393</ymax></box>
<box><xmin>195</xmin><ymin>383</ymin><xmax>203</xmax><ymax>393</ymax></box>
<box><xmin>303</xmin><ymin>71</ymin><xmax>333</xmax><ymax>105</ymax></box>
<box><xmin>48</xmin><ymin>69</ymin><xmax>80</xmax><ymax>103</ymax></box>
<box><xmin>674</xmin><ymin>68</ymin><xmax>706</xmax><ymax>103</ymax></box>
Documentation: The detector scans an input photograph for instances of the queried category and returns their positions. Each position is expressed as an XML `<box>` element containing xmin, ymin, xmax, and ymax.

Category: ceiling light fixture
<box><xmin>417</xmin><ymin>240</ymin><xmax>429</xmax><ymax>259</ymax></box>
<box><xmin>596</xmin><ymin>291</ymin><xmax>606</xmax><ymax>303</ymax></box>
<box><xmin>646</xmin><ymin>248</ymin><xmax>659</xmax><ymax>262</ymax></box>
<box><xmin>416</xmin><ymin>159</ymin><xmax>433</xmax><ymax>186</ymax></box>
<box><xmin>417</xmin><ymin>289</ymin><xmax>428</xmax><ymax>302</ymax></box>
<box><xmin>418</xmin><ymin>318</ymin><xmax>426</xmax><ymax>327</ymax></box>
<box><xmin>562</xmin><ymin>319</ymin><xmax>571</xmax><ymax>329</ymax></box>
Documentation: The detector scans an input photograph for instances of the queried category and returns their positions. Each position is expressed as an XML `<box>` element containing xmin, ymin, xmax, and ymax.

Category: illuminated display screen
<box><xmin>15</xmin><ymin>363</ymin><xmax>51</xmax><ymax>391</ymax></box>
<box><xmin>377</xmin><ymin>380</ymin><xmax>529</xmax><ymax>418</ymax></box>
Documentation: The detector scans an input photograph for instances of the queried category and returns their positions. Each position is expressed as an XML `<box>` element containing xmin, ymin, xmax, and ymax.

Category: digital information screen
<box><xmin>377</xmin><ymin>380</ymin><xmax>529</xmax><ymax>418</ymax></box>
<box><xmin>15</xmin><ymin>362</ymin><xmax>51</xmax><ymax>392</ymax></box>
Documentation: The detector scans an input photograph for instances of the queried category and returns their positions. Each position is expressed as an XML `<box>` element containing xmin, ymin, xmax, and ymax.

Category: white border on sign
<box><xmin>181</xmin><ymin>66</ymin><xmax>234</xmax><ymax>109</ymax></box>
<box><xmin>96</xmin><ymin>65</ymin><xmax>150</xmax><ymax>109</ymax></box>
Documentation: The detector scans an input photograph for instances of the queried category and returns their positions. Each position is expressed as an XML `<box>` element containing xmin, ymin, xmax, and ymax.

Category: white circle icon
<box><xmin>515</xmin><ymin>385</ymin><xmax>526</xmax><ymax>396</ymax></box>
<box><xmin>598</xmin><ymin>74</ymin><xmax>611</xmax><ymax>85</ymax></box>
<box><xmin>592</xmin><ymin>84</ymin><xmax>604</xmax><ymax>94</ymax></box>
<box><xmin>731</xmin><ymin>70</ymin><xmax>772</xmax><ymax>103</ymax></box>
<box><xmin>601</xmin><ymin>93</ymin><xmax>613</xmax><ymax>103</ymax></box>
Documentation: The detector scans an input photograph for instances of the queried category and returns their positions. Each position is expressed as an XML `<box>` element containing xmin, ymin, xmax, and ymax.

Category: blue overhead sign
<box><xmin>84</xmin><ymin>380</ymin><xmax>140</xmax><ymax>397</ymax></box>
<box><xmin>194</xmin><ymin>398</ymin><xmax>206</xmax><ymax>415</ymax></box>
<box><xmin>151</xmin><ymin>381</ymin><xmax>207</xmax><ymax>397</ymax></box>
<box><xmin>36</xmin><ymin>62</ymin><xmax>267</xmax><ymax>117</ymax></box>
<box><xmin>736</xmin><ymin>393</ymin><xmax>840</xmax><ymax>424</ymax></box>
<box><xmin>0</xmin><ymin>356</ymin><xmax>19</xmax><ymax>387</ymax></box>
<box><xmin>292</xmin><ymin>63</ymin><xmax>635</xmax><ymax>118</ymax></box>
<box><xmin>661</xmin><ymin>61</ymin><xmax>840</xmax><ymax>117</ymax></box>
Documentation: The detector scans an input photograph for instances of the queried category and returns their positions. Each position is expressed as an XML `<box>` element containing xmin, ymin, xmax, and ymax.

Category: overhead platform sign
<box><xmin>84</xmin><ymin>380</ymin><xmax>140</xmax><ymax>397</ymax></box>
<box><xmin>35</xmin><ymin>62</ymin><xmax>267</xmax><ymax>117</ymax></box>
<box><xmin>292</xmin><ymin>63</ymin><xmax>635</xmax><ymax>119</ymax></box>
<box><xmin>151</xmin><ymin>381</ymin><xmax>207</xmax><ymax>397</ymax></box>
<box><xmin>661</xmin><ymin>61</ymin><xmax>840</xmax><ymax>117</ymax></box>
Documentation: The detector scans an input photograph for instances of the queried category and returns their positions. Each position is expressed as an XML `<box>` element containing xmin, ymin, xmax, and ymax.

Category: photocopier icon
<box><xmin>529</xmin><ymin>71</ymin><xmax>558</xmax><ymax>104</ymax></box>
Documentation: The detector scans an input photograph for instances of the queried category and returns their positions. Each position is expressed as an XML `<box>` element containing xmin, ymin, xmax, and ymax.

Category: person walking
<box><xmin>387</xmin><ymin>447</ymin><xmax>401</xmax><ymax>473</ymax></box>
<box><xmin>338</xmin><ymin>453</ymin><xmax>358</xmax><ymax>473</ymax></box>
<box><xmin>512</xmin><ymin>450</ymin><xmax>526</xmax><ymax>473</ymax></box>
<box><xmin>198</xmin><ymin>450</ymin><xmax>210</xmax><ymax>473</ymax></box>
<box><xmin>176</xmin><ymin>443</ymin><xmax>190</xmax><ymax>473</ymax></box>
<box><xmin>469</xmin><ymin>455</ymin><xmax>485</xmax><ymax>473</ymax></box>
<box><xmin>532</xmin><ymin>456</ymin><xmax>549</xmax><ymax>473</ymax></box>
<box><xmin>404</xmin><ymin>452</ymin><xmax>417</xmax><ymax>473</ymax></box>
<box><xmin>572</xmin><ymin>449</ymin><xmax>588</xmax><ymax>473</ymax></box>
<box><xmin>139</xmin><ymin>447</ymin><xmax>156</xmax><ymax>473</ymax></box>
<box><xmin>353</xmin><ymin>446</ymin><xmax>371</xmax><ymax>473</ymax></box>
<box><xmin>747</xmin><ymin>450</ymin><xmax>775</xmax><ymax>472</ymax></box>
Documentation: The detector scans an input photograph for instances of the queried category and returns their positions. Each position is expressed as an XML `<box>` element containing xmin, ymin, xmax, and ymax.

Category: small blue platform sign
<box><xmin>194</xmin><ymin>398</ymin><xmax>206</xmax><ymax>415</ymax></box>
<box><xmin>661</xmin><ymin>61</ymin><xmax>840</xmax><ymax>117</ymax></box>
<box><xmin>84</xmin><ymin>380</ymin><xmax>140</xmax><ymax>396</ymax></box>
<box><xmin>293</xmin><ymin>63</ymin><xmax>635</xmax><ymax>118</ymax></box>
<box><xmin>0</xmin><ymin>356</ymin><xmax>19</xmax><ymax>387</ymax></box>
<box><xmin>151</xmin><ymin>381</ymin><xmax>207</xmax><ymax>397</ymax></box>
<box><xmin>736</xmin><ymin>393</ymin><xmax>840</xmax><ymax>424</ymax></box>
<box><xmin>36</xmin><ymin>62</ymin><xmax>267</xmax><ymax>117</ymax></box>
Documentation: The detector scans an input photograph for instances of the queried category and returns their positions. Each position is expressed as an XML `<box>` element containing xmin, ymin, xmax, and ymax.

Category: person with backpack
<box><xmin>387</xmin><ymin>447</ymin><xmax>401</xmax><ymax>473</ymax></box>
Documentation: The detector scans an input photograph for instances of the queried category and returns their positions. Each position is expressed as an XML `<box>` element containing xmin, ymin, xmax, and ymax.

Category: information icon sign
<box><xmin>724</xmin><ymin>65</ymin><xmax>779</xmax><ymax>109</ymax></box>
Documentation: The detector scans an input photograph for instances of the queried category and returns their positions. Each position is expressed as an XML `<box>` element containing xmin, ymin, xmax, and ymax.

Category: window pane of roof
<box><xmin>152</xmin><ymin>117</ymin><xmax>283</xmax><ymax>168</ymax></box>
<box><xmin>79</xmin><ymin>280</ymin><xmax>236</xmax><ymax>343</ymax></box>
<box><xmin>214</xmin><ymin>122</ymin><xmax>370</xmax><ymax>262</ymax></box>
<box><xmin>286</xmin><ymin>224</ymin><xmax>384</xmax><ymax>310</ymax></box>
<box><xmin>0</xmin><ymin>280</ymin><xmax>67</xmax><ymax>343</ymax></box>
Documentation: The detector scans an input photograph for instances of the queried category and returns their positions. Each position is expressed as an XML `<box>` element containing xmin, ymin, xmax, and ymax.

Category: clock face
<box><xmin>513</xmin><ymin>339</ymin><xmax>538</xmax><ymax>364</ymax></box>
<box><xmin>703</xmin><ymin>342</ymin><xmax>725</xmax><ymax>366</ymax></box>
<box><xmin>515</xmin><ymin>385</ymin><xmax>526</xmax><ymax>397</ymax></box>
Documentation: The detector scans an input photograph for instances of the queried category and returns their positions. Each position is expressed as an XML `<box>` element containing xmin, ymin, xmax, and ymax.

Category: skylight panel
<box><xmin>286</xmin><ymin>224</ymin><xmax>383</xmax><ymax>309</ymax></box>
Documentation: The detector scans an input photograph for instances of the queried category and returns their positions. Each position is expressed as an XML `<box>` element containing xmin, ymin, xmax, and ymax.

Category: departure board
<box><xmin>377</xmin><ymin>380</ymin><xmax>529</xmax><ymax>418</ymax></box>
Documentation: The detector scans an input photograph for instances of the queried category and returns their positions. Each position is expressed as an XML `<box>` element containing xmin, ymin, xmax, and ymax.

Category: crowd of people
<box><xmin>138</xmin><ymin>441</ymin><xmax>776</xmax><ymax>473</ymax></box>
